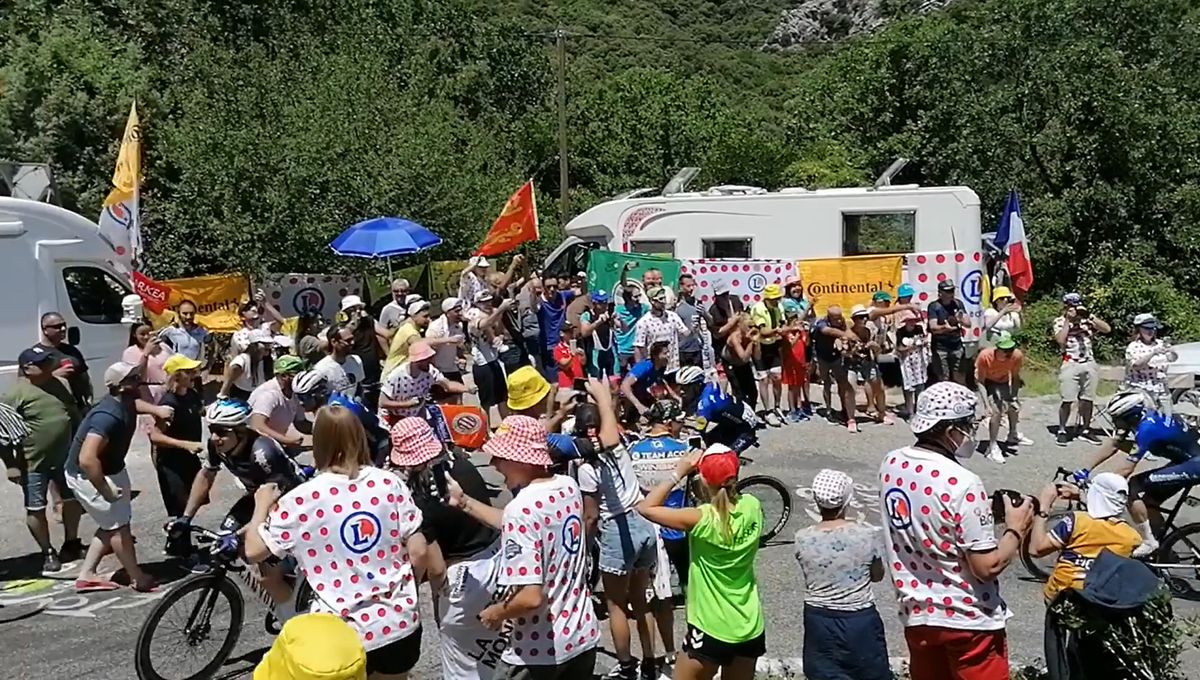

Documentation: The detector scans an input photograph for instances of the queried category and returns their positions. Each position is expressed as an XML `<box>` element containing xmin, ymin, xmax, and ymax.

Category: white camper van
<box><xmin>0</xmin><ymin>198</ymin><xmax>134</xmax><ymax>396</ymax></box>
<box><xmin>543</xmin><ymin>167</ymin><xmax>983</xmax><ymax>278</ymax></box>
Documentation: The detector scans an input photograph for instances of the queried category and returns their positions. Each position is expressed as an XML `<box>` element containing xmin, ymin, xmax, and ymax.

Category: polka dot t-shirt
<box><xmin>878</xmin><ymin>446</ymin><xmax>1011</xmax><ymax>632</ymax></box>
<box><xmin>258</xmin><ymin>466</ymin><xmax>424</xmax><ymax>650</ymax></box>
<box><xmin>497</xmin><ymin>474</ymin><xmax>598</xmax><ymax>666</ymax></box>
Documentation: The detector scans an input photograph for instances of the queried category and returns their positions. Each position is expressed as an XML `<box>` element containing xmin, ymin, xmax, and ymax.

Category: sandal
<box><xmin>75</xmin><ymin>578</ymin><xmax>121</xmax><ymax>593</ymax></box>
<box><xmin>131</xmin><ymin>579</ymin><xmax>160</xmax><ymax>593</ymax></box>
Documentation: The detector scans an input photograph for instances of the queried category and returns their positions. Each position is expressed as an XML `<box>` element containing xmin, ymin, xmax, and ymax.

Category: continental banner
<box><xmin>797</xmin><ymin>255</ymin><xmax>903</xmax><ymax>314</ymax></box>
<box><xmin>148</xmin><ymin>273</ymin><xmax>250</xmax><ymax>333</ymax></box>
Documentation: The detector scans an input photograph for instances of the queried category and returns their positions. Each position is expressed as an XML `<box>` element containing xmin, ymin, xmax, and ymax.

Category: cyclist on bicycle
<box><xmin>695</xmin><ymin>381</ymin><xmax>762</xmax><ymax>454</ymax></box>
<box><xmin>1073</xmin><ymin>390</ymin><xmax>1200</xmax><ymax>556</ymax></box>
<box><xmin>170</xmin><ymin>399</ymin><xmax>307</xmax><ymax>620</ymax></box>
<box><xmin>674</xmin><ymin>365</ymin><xmax>707</xmax><ymax>417</ymax></box>
<box><xmin>293</xmin><ymin>369</ymin><xmax>391</xmax><ymax>466</ymax></box>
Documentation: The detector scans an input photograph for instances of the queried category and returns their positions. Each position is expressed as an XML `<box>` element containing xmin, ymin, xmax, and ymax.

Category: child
<box><xmin>895</xmin><ymin>310</ymin><xmax>929</xmax><ymax>419</ymax></box>
<box><xmin>781</xmin><ymin>309</ymin><xmax>811</xmax><ymax>422</ymax></box>
<box><xmin>553</xmin><ymin>324</ymin><xmax>586</xmax><ymax>402</ymax></box>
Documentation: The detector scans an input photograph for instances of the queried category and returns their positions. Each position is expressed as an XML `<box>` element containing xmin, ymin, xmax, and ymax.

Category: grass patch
<box><xmin>1020</xmin><ymin>356</ymin><xmax>1120</xmax><ymax>399</ymax></box>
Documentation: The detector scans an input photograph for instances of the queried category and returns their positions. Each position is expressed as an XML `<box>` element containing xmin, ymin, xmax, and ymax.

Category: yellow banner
<box><xmin>798</xmin><ymin>255</ymin><xmax>904</xmax><ymax>314</ymax></box>
<box><xmin>148</xmin><ymin>273</ymin><xmax>251</xmax><ymax>333</ymax></box>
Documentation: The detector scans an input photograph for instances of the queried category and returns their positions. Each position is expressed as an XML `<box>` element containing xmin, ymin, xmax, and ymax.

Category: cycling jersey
<box><xmin>203</xmin><ymin>435</ymin><xmax>305</xmax><ymax>493</ymax></box>
<box><xmin>328</xmin><ymin>393</ymin><xmax>390</xmax><ymax>465</ymax></box>
<box><xmin>1124</xmin><ymin>410</ymin><xmax>1200</xmax><ymax>464</ymax></box>
<box><xmin>628</xmin><ymin>435</ymin><xmax>690</xmax><ymax>541</ymax></box>
<box><xmin>1044</xmin><ymin>511</ymin><xmax>1140</xmax><ymax>602</ymax></box>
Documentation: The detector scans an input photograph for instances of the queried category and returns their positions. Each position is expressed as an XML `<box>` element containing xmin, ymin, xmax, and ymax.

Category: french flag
<box><xmin>994</xmin><ymin>189</ymin><xmax>1033</xmax><ymax>298</ymax></box>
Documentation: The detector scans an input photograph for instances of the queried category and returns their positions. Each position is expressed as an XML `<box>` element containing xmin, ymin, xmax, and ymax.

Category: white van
<box><xmin>544</xmin><ymin>175</ymin><xmax>981</xmax><ymax>272</ymax></box>
<box><xmin>0</xmin><ymin>198</ymin><xmax>133</xmax><ymax>396</ymax></box>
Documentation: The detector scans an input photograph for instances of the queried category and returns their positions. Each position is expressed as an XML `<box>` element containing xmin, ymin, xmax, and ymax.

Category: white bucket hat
<box><xmin>811</xmin><ymin>469</ymin><xmax>854</xmax><ymax>510</ymax></box>
<box><xmin>910</xmin><ymin>382</ymin><xmax>977</xmax><ymax>434</ymax></box>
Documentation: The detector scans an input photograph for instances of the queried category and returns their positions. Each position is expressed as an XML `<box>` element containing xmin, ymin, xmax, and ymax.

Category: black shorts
<box><xmin>473</xmin><ymin>360</ymin><xmax>508</xmax><ymax>409</ymax></box>
<box><xmin>366</xmin><ymin>627</ymin><xmax>422</xmax><ymax>675</ymax></box>
<box><xmin>663</xmin><ymin>537</ymin><xmax>689</xmax><ymax>587</ymax></box>
<box><xmin>753</xmin><ymin>342</ymin><xmax>782</xmax><ymax>371</ymax></box>
<box><xmin>589</xmin><ymin>349</ymin><xmax>618</xmax><ymax>381</ymax></box>
<box><xmin>679</xmin><ymin>349</ymin><xmax>704</xmax><ymax>369</ymax></box>
<box><xmin>682</xmin><ymin>623</ymin><xmax>766</xmax><ymax>666</ymax></box>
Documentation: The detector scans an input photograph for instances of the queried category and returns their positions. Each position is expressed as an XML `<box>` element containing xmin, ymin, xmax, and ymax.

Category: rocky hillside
<box><xmin>765</xmin><ymin>0</ymin><xmax>955</xmax><ymax>48</ymax></box>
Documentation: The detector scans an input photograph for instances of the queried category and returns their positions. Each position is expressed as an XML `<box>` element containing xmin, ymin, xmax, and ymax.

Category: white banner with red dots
<box><xmin>678</xmin><ymin>259</ymin><xmax>796</xmax><ymax>306</ymax></box>
<box><xmin>906</xmin><ymin>251</ymin><xmax>986</xmax><ymax>340</ymax></box>
<box><xmin>262</xmin><ymin>273</ymin><xmax>366</xmax><ymax>321</ymax></box>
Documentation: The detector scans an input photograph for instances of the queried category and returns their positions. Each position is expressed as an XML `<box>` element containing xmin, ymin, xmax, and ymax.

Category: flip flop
<box><xmin>131</xmin><ymin>580</ymin><xmax>160</xmax><ymax>593</ymax></box>
<box><xmin>75</xmin><ymin>578</ymin><xmax>121</xmax><ymax>593</ymax></box>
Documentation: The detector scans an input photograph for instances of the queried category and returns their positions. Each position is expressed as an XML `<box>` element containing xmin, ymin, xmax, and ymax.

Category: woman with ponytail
<box><xmin>637</xmin><ymin>444</ymin><xmax>765</xmax><ymax>680</ymax></box>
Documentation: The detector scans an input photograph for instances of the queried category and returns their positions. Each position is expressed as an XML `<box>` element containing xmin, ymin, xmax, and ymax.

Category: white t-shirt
<box><xmin>497</xmin><ymin>474</ymin><xmax>598</xmax><ymax>666</ymax></box>
<box><xmin>878</xmin><ymin>445</ymin><xmax>1011</xmax><ymax>631</ymax></box>
<box><xmin>248</xmin><ymin>378</ymin><xmax>299</xmax><ymax>436</ymax></box>
<box><xmin>314</xmin><ymin>354</ymin><xmax>366</xmax><ymax>398</ymax></box>
<box><xmin>633</xmin><ymin>311</ymin><xmax>688</xmax><ymax>373</ymax></box>
<box><xmin>258</xmin><ymin>467</ymin><xmax>424</xmax><ymax>651</ymax></box>
<box><xmin>426</xmin><ymin>315</ymin><xmax>465</xmax><ymax>374</ymax></box>
<box><xmin>464</xmin><ymin>307</ymin><xmax>500</xmax><ymax>365</ymax></box>
<box><xmin>981</xmin><ymin>309</ymin><xmax>1022</xmax><ymax>347</ymax></box>
<box><xmin>379</xmin><ymin>301</ymin><xmax>406</xmax><ymax>330</ymax></box>
<box><xmin>577</xmin><ymin>443</ymin><xmax>644</xmax><ymax>520</ymax></box>
<box><xmin>230</xmin><ymin>353</ymin><xmax>267</xmax><ymax>394</ymax></box>
<box><xmin>379</xmin><ymin>363</ymin><xmax>445</xmax><ymax>419</ymax></box>
<box><xmin>231</xmin><ymin>327</ymin><xmax>255</xmax><ymax>355</ymax></box>
<box><xmin>1125</xmin><ymin>340</ymin><xmax>1171</xmax><ymax>395</ymax></box>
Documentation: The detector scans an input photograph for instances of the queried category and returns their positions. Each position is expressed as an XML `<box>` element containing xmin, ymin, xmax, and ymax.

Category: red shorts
<box><xmin>905</xmin><ymin>626</ymin><xmax>1009</xmax><ymax>680</ymax></box>
<box><xmin>781</xmin><ymin>356</ymin><xmax>808</xmax><ymax>386</ymax></box>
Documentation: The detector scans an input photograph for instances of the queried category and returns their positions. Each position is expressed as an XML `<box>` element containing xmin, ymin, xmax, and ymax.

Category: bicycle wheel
<box><xmin>736</xmin><ymin>475</ymin><xmax>792</xmax><ymax>545</ymax></box>
<box><xmin>1019</xmin><ymin>509</ymin><xmax>1071</xmax><ymax>582</ymax></box>
<box><xmin>1155</xmin><ymin>522</ymin><xmax>1200</xmax><ymax>600</ymax></box>
<box><xmin>134</xmin><ymin>574</ymin><xmax>245</xmax><ymax>680</ymax></box>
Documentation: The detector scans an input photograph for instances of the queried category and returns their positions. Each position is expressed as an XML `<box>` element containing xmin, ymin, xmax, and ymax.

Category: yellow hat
<box><xmin>254</xmin><ymin>613</ymin><xmax>366</xmax><ymax>680</ymax></box>
<box><xmin>506</xmin><ymin>365</ymin><xmax>551</xmax><ymax>411</ymax></box>
<box><xmin>992</xmin><ymin>286</ymin><xmax>1014</xmax><ymax>303</ymax></box>
<box><xmin>162</xmin><ymin>354</ymin><xmax>202</xmax><ymax>374</ymax></box>
<box><xmin>763</xmin><ymin>284</ymin><xmax>784</xmax><ymax>300</ymax></box>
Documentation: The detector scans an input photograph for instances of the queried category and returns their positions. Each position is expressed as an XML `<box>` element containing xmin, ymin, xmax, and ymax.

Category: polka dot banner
<box><xmin>906</xmin><ymin>251</ymin><xmax>986</xmax><ymax>337</ymax></box>
<box><xmin>262</xmin><ymin>272</ymin><xmax>364</xmax><ymax>322</ymax></box>
<box><xmin>679</xmin><ymin>259</ymin><xmax>793</xmax><ymax>305</ymax></box>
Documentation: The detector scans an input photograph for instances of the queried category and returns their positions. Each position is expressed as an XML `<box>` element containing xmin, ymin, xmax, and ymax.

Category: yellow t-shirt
<box><xmin>1044</xmin><ymin>511</ymin><xmax>1141</xmax><ymax>602</ymax></box>
<box><xmin>383</xmin><ymin>321</ymin><xmax>421</xmax><ymax>376</ymax></box>
<box><xmin>749</xmin><ymin>302</ymin><xmax>783</xmax><ymax>345</ymax></box>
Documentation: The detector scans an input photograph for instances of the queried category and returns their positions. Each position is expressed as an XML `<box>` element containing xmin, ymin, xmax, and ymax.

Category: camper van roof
<box><xmin>0</xmin><ymin>197</ymin><xmax>123</xmax><ymax>254</ymax></box>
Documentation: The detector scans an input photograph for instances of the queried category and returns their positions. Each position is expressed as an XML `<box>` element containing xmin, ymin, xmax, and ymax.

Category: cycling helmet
<box><xmin>293</xmin><ymin>370</ymin><xmax>329</xmax><ymax>397</ymax></box>
<box><xmin>1062</xmin><ymin>292</ymin><xmax>1083</xmax><ymax>306</ymax></box>
<box><xmin>571</xmin><ymin>403</ymin><xmax>601</xmax><ymax>437</ymax></box>
<box><xmin>1104</xmin><ymin>391</ymin><xmax>1151</xmax><ymax>431</ymax></box>
<box><xmin>675</xmin><ymin>366</ymin><xmax>705</xmax><ymax>385</ymax></box>
<box><xmin>206</xmin><ymin>398</ymin><xmax>252</xmax><ymax>428</ymax></box>
<box><xmin>646</xmin><ymin>399</ymin><xmax>684</xmax><ymax>424</ymax></box>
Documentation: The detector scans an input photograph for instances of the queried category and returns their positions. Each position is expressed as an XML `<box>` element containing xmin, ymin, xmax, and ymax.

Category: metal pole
<box><xmin>555</xmin><ymin>27</ymin><xmax>569</xmax><ymax>221</ymax></box>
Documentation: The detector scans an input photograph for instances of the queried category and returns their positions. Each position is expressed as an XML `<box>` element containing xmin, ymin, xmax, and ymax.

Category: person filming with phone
<box><xmin>1053</xmin><ymin>293</ymin><xmax>1110</xmax><ymax>446</ymax></box>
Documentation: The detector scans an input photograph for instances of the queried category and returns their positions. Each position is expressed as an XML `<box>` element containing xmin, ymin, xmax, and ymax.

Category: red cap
<box><xmin>698</xmin><ymin>444</ymin><xmax>739</xmax><ymax>486</ymax></box>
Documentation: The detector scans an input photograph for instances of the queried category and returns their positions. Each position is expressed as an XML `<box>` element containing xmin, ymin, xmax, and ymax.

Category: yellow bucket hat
<box><xmin>253</xmin><ymin>613</ymin><xmax>366</xmax><ymax>680</ymax></box>
<box><xmin>506</xmin><ymin>365</ymin><xmax>552</xmax><ymax>411</ymax></box>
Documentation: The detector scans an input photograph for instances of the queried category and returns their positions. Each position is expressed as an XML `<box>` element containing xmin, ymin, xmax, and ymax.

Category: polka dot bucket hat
<box><xmin>482</xmin><ymin>415</ymin><xmax>553</xmax><ymax>467</ymax></box>
<box><xmin>909</xmin><ymin>382</ymin><xmax>978</xmax><ymax>434</ymax></box>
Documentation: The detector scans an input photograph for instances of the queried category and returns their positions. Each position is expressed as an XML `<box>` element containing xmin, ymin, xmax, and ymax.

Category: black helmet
<box><xmin>646</xmin><ymin>399</ymin><xmax>684</xmax><ymax>425</ymax></box>
<box><xmin>571</xmin><ymin>403</ymin><xmax>602</xmax><ymax>437</ymax></box>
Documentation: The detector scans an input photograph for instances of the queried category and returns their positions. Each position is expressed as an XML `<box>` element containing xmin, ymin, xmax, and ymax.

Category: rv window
<box><xmin>630</xmin><ymin>240</ymin><xmax>675</xmax><ymax>257</ymax></box>
<box><xmin>62</xmin><ymin>267</ymin><xmax>127</xmax><ymax>324</ymax></box>
<box><xmin>702</xmin><ymin>239</ymin><xmax>752</xmax><ymax>259</ymax></box>
<box><xmin>842</xmin><ymin>212</ymin><xmax>916</xmax><ymax>256</ymax></box>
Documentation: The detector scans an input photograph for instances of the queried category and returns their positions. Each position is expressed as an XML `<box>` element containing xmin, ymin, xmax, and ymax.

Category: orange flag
<box><xmin>475</xmin><ymin>180</ymin><xmax>539</xmax><ymax>256</ymax></box>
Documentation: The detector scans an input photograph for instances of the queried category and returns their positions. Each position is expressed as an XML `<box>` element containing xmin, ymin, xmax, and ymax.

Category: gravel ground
<box><xmin>1</xmin><ymin>393</ymin><xmax>1198</xmax><ymax>678</ymax></box>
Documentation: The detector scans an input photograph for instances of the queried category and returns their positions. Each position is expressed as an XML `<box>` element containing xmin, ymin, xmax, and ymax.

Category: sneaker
<box><xmin>1055</xmin><ymin>430</ymin><xmax>1070</xmax><ymax>447</ymax></box>
<box><xmin>1132</xmin><ymin>539</ymin><xmax>1159</xmax><ymax>559</ymax></box>
<box><xmin>59</xmin><ymin>538</ymin><xmax>84</xmax><ymax>564</ymax></box>
<box><xmin>1078</xmin><ymin>431</ymin><xmax>1102</xmax><ymax>445</ymax></box>
<box><xmin>1006</xmin><ymin>433</ymin><xmax>1035</xmax><ymax>447</ymax></box>
<box><xmin>787</xmin><ymin>409</ymin><xmax>802</xmax><ymax>423</ymax></box>
<box><xmin>985</xmin><ymin>445</ymin><xmax>1006</xmax><ymax>464</ymax></box>
<box><xmin>881</xmin><ymin>413</ymin><xmax>895</xmax><ymax>426</ymax></box>
<box><xmin>186</xmin><ymin>554</ymin><xmax>213</xmax><ymax>574</ymax></box>
<box><xmin>639</xmin><ymin>658</ymin><xmax>661</xmax><ymax>680</ymax></box>
<box><xmin>802</xmin><ymin>402</ymin><xmax>814</xmax><ymax>417</ymax></box>
<box><xmin>605</xmin><ymin>659</ymin><xmax>639</xmax><ymax>680</ymax></box>
<box><xmin>42</xmin><ymin>549</ymin><xmax>63</xmax><ymax>575</ymax></box>
<box><xmin>764</xmin><ymin>411</ymin><xmax>783</xmax><ymax>428</ymax></box>
<box><xmin>847</xmin><ymin>419</ymin><xmax>859</xmax><ymax>433</ymax></box>
<box><xmin>795</xmin><ymin>408</ymin><xmax>810</xmax><ymax>422</ymax></box>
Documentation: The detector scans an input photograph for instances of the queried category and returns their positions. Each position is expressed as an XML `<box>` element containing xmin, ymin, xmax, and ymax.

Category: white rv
<box><xmin>0</xmin><ymin>198</ymin><xmax>134</xmax><ymax>395</ymax></box>
<box><xmin>544</xmin><ymin>166</ymin><xmax>983</xmax><ymax>277</ymax></box>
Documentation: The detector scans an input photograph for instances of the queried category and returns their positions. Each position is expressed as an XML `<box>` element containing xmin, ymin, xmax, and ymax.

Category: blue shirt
<box><xmin>159</xmin><ymin>324</ymin><xmax>210</xmax><ymax>361</ymax></box>
<box><xmin>627</xmin><ymin>359</ymin><xmax>664</xmax><ymax>404</ymax></box>
<box><xmin>65</xmin><ymin>395</ymin><xmax>136</xmax><ymax>476</ymax></box>
<box><xmin>536</xmin><ymin>291</ymin><xmax>573</xmax><ymax>348</ymax></box>
<box><xmin>1129</xmin><ymin>411</ymin><xmax>1200</xmax><ymax>464</ymax></box>
<box><xmin>615</xmin><ymin>301</ymin><xmax>649</xmax><ymax>355</ymax></box>
<box><xmin>628</xmin><ymin>435</ymin><xmax>690</xmax><ymax>540</ymax></box>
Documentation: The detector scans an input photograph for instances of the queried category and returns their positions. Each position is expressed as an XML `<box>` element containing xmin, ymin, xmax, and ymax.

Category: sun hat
<box><xmin>698</xmin><ymin>443</ymin><xmax>739</xmax><ymax>487</ymax></box>
<box><xmin>249</xmin><ymin>328</ymin><xmax>275</xmax><ymax>345</ymax></box>
<box><xmin>163</xmin><ymin>354</ymin><xmax>202</xmax><ymax>374</ymax></box>
<box><xmin>506</xmin><ymin>365</ymin><xmax>551</xmax><ymax>411</ymax></box>
<box><xmin>590</xmin><ymin>290</ymin><xmax>610</xmax><ymax>304</ymax></box>
<box><xmin>850</xmin><ymin>304</ymin><xmax>869</xmax><ymax>318</ymax></box>
<box><xmin>482</xmin><ymin>415</ymin><xmax>552</xmax><ymax>467</ymax></box>
<box><xmin>811</xmin><ymin>469</ymin><xmax>854</xmax><ymax>510</ymax></box>
<box><xmin>473</xmin><ymin>290</ymin><xmax>495</xmax><ymax>304</ymax></box>
<box><xmin>103</xmin><ymin>361</ymin><xmax>140</xmax><ymax>387</ymax></box>
<box><xmin>339</xmin><ymin>295</ymin><xmax>364</xmax><ymax>312</ymax></box>
<box><xmin>763</xmin><ymin>284</ymin><xmax>784</xmax><ymax>300</ymax></box>
<box><xmin>274</xmin><ymin>355</ymin><xmax>305</xmax><ymax>375</ymax></box>
<box><xmin>872</xmin><ymin>291</ymin><xmax>892</xmax><ymax>303</ymax></box>
<box><xmin>406</xmin><ymin>300</ymin><xmax>430</xmax><ymax>316</ymax></box>
<box><xmin>389</xmin><ymin>417</ymin><xmax>444</xmax><ymax>467</ymax></box>
<box><xmin>253</xmin><ymin>612</ymin><xmax>366</xmax><ymax>680</ymax></box>
<box><xmin>18</xmin><ymin>346</ymin><xmax>56</xmax><ymax>367</ymax></box>
<box><xmin>1062</xmin><ymin>292</ymin><xmax>1083</xmax><ymax>306</ymax></box>
<box><xmin>646</xmin><ymin>286</ymin><xmax>667</xmax><ymax>302</ymax></box>
<box><xmin>1133</xmin><ymin>313</ymin><xmax>1160</xmax><ymax>329</ymax></box>
<box><xmin>407</xmin><ymin>340</ymin><xmax>435</xmax><ymax>362</ymax></box>
<box><xmin>712</xmin><ymin>277</ymin><xmax>730</xmax><ymax>295</ymax></box>
<box><xmin>910</xmin><ymin>382</ymin><xmax>978</xmax><ymax>434</ymax></box>
<box><xmin>992</xmin><ymin>286</ymin><xmax>1014</xmax><ymax>303</ymax></box>
<box><xmin>994</xmin><ymin>332</ymin><xmax>1018</xmax><ymax>351</ymax></box>
<box><xmin>441</xmin><ymin>297</ymin><xmax>463</xmax><ymax>313</ymax></box>
<box><xmin>937</xmin><ymin>279</ymin><xmax>956</xmax><ymax>293</ymax></box>
<box><xmin>1086</xmin><ymin>472</ymin><xmax>1130</xmax><ymax>520</ymax></box>
<box><xmin>897</xmin><ymin>283</ymin><xmax>915</xmax><ymax>298</ymax></box>
<box><xmin>469</xmin><ymin>256</ymin><xmax>490</xmax><ymax>268</ymax></box>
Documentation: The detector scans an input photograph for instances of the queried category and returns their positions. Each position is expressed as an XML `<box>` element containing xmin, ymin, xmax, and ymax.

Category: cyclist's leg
<box><xmin>223</xmin><ymin>495</ymin><xmax>294</xmax><ymax>609</ymax></box>
<box><xmin>1129</xmin><ymin>459</ymin><xmax>1200</xmax><ymax>548</ymax></box>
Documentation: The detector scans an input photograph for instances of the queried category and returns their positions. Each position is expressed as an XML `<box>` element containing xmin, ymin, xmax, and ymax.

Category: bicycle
<box><xmin>1021</xmin><ymin>467</ymin><xmax>1200</xmax><ymax>599</ymax></box>
<box><xmin>133</xmin><ymin>524</ymin><xmax>313</xmax><ymax>680</ymax></box>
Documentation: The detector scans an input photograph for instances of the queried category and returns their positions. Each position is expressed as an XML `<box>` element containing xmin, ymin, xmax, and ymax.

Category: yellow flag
<box><xmin>103</xmin><ymin>101</ymin><xmax>141</xmax><ymax>207</ymax></box>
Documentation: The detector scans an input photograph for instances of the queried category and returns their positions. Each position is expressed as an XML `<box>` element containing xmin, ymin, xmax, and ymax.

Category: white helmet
<box><xmin>675</xmin><ymin>366</ymin><xmax>705</xmax><ymax>385</ymax></box>
<box><xmin>292</xmin><ymin>370</ymin><xmax>328</xmax><ymax>397</ymax></box>
<box><xmin>205</xmin><ymin>399</ymin><xmax>252</xmax><ymax>428</ymax></box>
<box><xmin>1104</xmin><ymin>390</ymin><xmax>1151</xmax><ymax>429</ymax></box>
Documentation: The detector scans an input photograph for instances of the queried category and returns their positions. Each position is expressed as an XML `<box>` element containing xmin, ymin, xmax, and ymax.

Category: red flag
<box><xmin>475</xmin><ymin>180</ymin><xmax>539</xmax><ymax>256</ymax></box>
<box><xmin>132</xmin><ymin>271</ymin><xmax>172</xmax><ymax>315</ymax></box>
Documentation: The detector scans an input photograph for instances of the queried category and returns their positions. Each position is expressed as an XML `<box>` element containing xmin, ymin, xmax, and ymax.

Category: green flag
<box><xmin>586</xmin><ymin>250</ymin><xmax>681</xmax><ymax>297</ymax></box>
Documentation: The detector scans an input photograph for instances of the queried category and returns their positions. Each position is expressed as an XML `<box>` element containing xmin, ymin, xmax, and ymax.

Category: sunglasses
<box><xmin>43</xmin><ymin>323</ymin><xmax>67</xmax><ymax>330</ymax></box>
<box><xmin>209</xmin><ymin>426</ymin><xmax>235</xmax><ymax>437</ymax></box>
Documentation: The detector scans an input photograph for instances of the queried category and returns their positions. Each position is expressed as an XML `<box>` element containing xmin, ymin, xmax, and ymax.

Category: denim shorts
<box><xmin>598</xmin><ymin>511</ymin><xmax>657</xmax><ymax>576</ymax></box>
<box><xmin>20</xmin><ymin>466</ymin><xmax>74</xmax><ymax>511</ymax></box>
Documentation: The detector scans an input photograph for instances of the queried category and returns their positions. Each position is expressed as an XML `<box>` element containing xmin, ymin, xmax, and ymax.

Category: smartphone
<box><xmin>573</xmin><ymin>378</ymin><xmax>588</xmax><ymax>403</ymax></box>
<box><xmin>687</xmin><ymin>435</ymin><xmax>704</xmax><ymax>450</ymax></box>
<box><xmin>430</xmin><ymin>460</ymin><xmax>450</xmax><ymax>500</ymax></box>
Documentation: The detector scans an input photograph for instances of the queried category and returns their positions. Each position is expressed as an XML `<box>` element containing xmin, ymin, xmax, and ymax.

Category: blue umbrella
<box><xmin>329</xmin><ymin>217</ymin><xmax>443</xmax><ymax>259</ymax></box>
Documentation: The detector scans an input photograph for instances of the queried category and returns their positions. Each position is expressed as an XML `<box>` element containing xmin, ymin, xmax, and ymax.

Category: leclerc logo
<box><xmin>293</xmin><ymin>287</ymin><xmax>326</xmax><ymax>315</ymax></box>
<box><xmin>960</xmin><ymin>270</ymin><xmax>983</xmax><ymax>306</ymax></box>
<box><xmin>340</xmin><ymin>511</ymin><xmax>382</xmax><ymax>554</ymax></box>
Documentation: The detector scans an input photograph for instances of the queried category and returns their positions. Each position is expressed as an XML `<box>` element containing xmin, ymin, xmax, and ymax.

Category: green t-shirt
<box><xmin>686</xmin><ymin>493</ymin><xmax>765</xmax><ymax>642</ymax></box>
<box><xmin>2</xmin><ymin>379</ymin><xmax>80</xmax><ymax>471</ymax></box>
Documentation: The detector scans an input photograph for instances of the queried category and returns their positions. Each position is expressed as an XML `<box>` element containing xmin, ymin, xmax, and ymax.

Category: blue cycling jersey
<box><xmin>1129</xmin><ymin>410</ymin><xmax>1200</xmax><ymax>464</ymax></box>
<box><xmin>628</xmin><ymin>435</ymin><xmax>690</xmax><ymax>541</ymax></box>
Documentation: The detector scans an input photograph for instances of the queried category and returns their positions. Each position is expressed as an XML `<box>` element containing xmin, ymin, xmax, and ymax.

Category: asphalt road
<box><xmin>2</xmin><ymin>394</ymin><xmax>1198</xmax><ymax>678</ymax></box>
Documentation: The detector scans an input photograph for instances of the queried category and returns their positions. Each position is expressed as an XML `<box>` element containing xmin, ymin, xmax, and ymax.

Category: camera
<box><xmin>573</xmin><ymin>378</ymin><xmax>588</xmax><ymax>404</ymax></box>
<box><xmin>991</xmin><ymin>489</ymin><xmax>1040</xmax><ymax>519</ymax></box>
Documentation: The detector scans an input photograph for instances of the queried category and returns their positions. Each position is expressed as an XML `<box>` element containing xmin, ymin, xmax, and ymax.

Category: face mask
<box><xmin>950</xmin><ymin>426</ymin><xmax>976</xmax><ymax>460</ymax></box>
